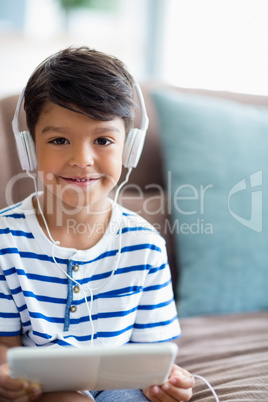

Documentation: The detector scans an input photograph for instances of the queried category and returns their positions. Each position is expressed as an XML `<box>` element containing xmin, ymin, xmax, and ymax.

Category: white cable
<box><xmin>113</xmin><ymin>167</ymin><xmax>133</xmax><ymax>205</ymax></box>
<box><xmin>26</xmin><ymin>168</ymin><xmax>133</xmax><ymax>347</ymax></box>
<box><xmin>193</xmin><ymin>374</ymin><xmax>220</xmax><ymax>402</ymax></box>
<box><xmin>27</xmin><ymin>172</ymin><xmax>220</xmax><ymax>399</ymax></box>
<box><xmin>110</xmin><ymin>167</ymin><xmax>133</xmax><ymax>243</ymax></box>
<box><xmin>26</xmin><ymin>171</ymin><xmax>58</xmax><ymax>245</ymax></box>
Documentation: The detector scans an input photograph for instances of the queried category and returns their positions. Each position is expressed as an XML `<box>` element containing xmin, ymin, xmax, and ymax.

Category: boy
<box><xmin>0</xmin><ymin>47</ymin><xmax>194</xmax><ymax>401</ymax></box>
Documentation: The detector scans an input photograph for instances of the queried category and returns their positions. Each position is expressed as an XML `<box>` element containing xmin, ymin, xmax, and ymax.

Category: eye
<box><xmin>50</xmin><ymin>137</ymin><xmax>69</xmax><ymax>145</ymax></box>
<box><xmin>94</xmin><ymin>137</ymin><xmax>112</xmax><ymax>146</ymax></box>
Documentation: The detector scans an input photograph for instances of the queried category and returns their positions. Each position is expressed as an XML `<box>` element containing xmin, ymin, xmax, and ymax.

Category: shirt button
<box><xmin>73</xmin><ymin>285</ymin><xmax>80</xmax><ymax>294</ymax></box>
<box><xmin>72</xmin><ymin>264</ymin><xmax>79</xmax><ymax>272</ymax></box>
<box><xmin>70</xmin><ymin>305</ymin><xmax>77</xmax><ymax>313</ymax></box>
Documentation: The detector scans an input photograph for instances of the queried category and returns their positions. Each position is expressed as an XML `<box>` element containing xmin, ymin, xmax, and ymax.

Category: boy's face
<box><xmin>34</xmin><ymin>102</ymin><xmax>125</xmax><ymax>213</ymax></box>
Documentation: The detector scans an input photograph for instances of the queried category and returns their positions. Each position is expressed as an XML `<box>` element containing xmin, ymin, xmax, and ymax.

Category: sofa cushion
<box><xmin>152</xmin><ymin>89</ymin><xmax>268</xmax><ymax>317</ymax></box>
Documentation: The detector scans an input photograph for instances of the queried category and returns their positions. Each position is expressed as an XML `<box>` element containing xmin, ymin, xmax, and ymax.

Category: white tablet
<box><xmin>8</xmin><ymin>342</ymin><xmax>178</xmax><ymax>393</ymax></box>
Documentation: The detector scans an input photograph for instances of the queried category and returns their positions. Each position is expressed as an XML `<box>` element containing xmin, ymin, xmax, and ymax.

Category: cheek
<box><xmin>36</xmin><ymin>144</ymin><xmax>61</xmax><ymax>172</ymax></box>
<box><xmin>36</xmin><ymin>149</ymin><xmax>60</xmax><ymax>186</ymax></box>
<box><xmin>100</xmin><ymin>153</ymin><xmax>123</xmax><ymax>191</ymax></box>
<box><xmin>105</xmin><ymin>146</ymin><xmax>124</xmax><ymax>170</ymax></box>
<box><xmin>105</xmin><ymin>158</ymin><xmax>122</xmax><ymax>187</ymax></box>
<box><xmin>37</xmin><ymin>170</ymin><xmax>54</xmax><ymax>191</ymax></box>
<box><xmin>112</xmin><ymin>153</ymin><xmax>123</xmax><ymax>173</ymax></box>
<box><xmin>37</xmin><ymin>158</ymin><xmax>58</xmax><ymax>181</ymax></box>
<box><xmin>35</xmin><ymin>145</ymin><xmax>48</xmax><ymax>169</ymax></box>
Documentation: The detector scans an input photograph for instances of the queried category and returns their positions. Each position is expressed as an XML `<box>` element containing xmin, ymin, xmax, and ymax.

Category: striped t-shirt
<box><xmin>0</xmin><ymin>194</ymin><xmax>180</xmax><ymax>348</ymax></box>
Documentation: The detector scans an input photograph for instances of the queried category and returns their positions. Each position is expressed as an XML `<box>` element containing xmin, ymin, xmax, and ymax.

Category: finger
<box><xmin>148</xmin><ymin>385</ymin><xmax>175</xmax><ymax>402</ymax></box>
<box><xmin>0</xmin><ymin>387</ymin><xmax>29</xmax><ymax>400</ymax></box>
<box><xmin>169</xmin><ymin>369</ymin><xmax>195</xmax><ymax>389</ymax></box>
<box><xmin>0</xmin><ymin>373</ymin><xmax>30</xmax><ymax>400</ymax></box>
<box><xmin>161</xmin><ymin>381</ymin><xmax>193</xmax><ymax>401</ymax></box>
<box><xmin>26</xmin><ymin>384</ymin><xmax>42</xmax><ymax>401</ymax></box>
<box><xmin>143</xmin><ymin>387</ymin><xmax>162</xmax><ymax>402</ymax></box>
<box><xmin>3</xmin><ymin>379</ymin><xmax>29</xmax><ymax>392</ymax></box>
<box><xmin>0</xmin><ymin>364</ymin><xmax>28</xmax><ymax>392</ymax></box>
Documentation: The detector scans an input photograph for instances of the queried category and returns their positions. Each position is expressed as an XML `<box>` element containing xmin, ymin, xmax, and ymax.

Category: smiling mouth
<box><xmin>69</xmin><ymin>178</ymin><xmax>95</xmax><ymax>182</ymax></box>
<box><xmin>60</xmin><ymin>176</ymin><xmax>100</xmax><ymax>183</ymax></box>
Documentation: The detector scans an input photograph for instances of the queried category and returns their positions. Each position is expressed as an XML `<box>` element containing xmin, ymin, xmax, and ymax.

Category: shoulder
<box><xmin>116</xmin><ymin>203</ymin><xmax>167</xmax><ymax>249</ymax></box>
<box><xmin>0</xmin><ymin>194</ymin><xmax>35</xmax><ymax>229</ymax></box>
<box><xmin>0</xmin><ymin>194</ymin><xmax>34</xmax><ymax>214</ymax></box>
<box><xmin>0</xmin><ymin>202</ymin><xmax>25</xmax><ymax>224</ymax></box>
<box><xmin>119</xmin><ymin>204</ymin><xmax>159</xmax><ymax>232</ymax></box>
<box><xmin>0</xmin><ymin>201</ymin><xmax>23</xmax><ymax>215</ymax></box>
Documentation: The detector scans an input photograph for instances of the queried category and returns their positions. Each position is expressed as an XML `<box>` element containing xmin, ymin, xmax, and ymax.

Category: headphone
<box><xmin>12</xmin><ymin>83</ymin><xmax>149</xmax><ymax>171</ymax></box>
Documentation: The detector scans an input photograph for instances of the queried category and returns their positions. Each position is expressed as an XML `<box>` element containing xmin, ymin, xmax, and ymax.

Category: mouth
<box><xmin>60</xmin><ymin>176</ymin><xmax>101</xmax><ymax>185</ymax></box>
<box><xmin>68</xmin><ymin>177</ymin><xmax>95</xmax><ymax>182</ymax></box>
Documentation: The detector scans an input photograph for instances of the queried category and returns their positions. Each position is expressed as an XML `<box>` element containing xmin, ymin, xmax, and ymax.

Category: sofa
<box><xmin>1</xmin><ymin>82</ymin><xmax>268</xmax><ymax>401</ymax></box>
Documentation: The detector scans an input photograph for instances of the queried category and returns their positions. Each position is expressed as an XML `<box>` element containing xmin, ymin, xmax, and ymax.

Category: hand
<box><xmin>143</xmin><ymin>364</ymin><xmax>194</xmax><ymax>402</ymax></box>
<box><xmin>0</xmin><ymin>362</ymin><xmax>41</xmax><ymax>401</ymax></box>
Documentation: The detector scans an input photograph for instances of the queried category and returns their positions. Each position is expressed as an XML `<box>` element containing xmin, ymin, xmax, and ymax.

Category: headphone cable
<box><xmin>26</xmin><ymin>168</ymin><xmax>132</xmax><ymax>346</ymax></box>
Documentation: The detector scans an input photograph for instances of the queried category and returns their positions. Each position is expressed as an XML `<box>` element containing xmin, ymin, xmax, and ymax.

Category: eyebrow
<box><xmin>41</xmin><ymin>125</ymin><xmax>122</xmax><ymax>135</ymax></box>
<box><xmin>94</xmin><ymin>126</ymin><xmax>122</xmax><ymax>134</ymax></box>
<box><xmin>41</xmin><ymin>126</ymin><xmax>67</xmax><ymax>134</ymax></box>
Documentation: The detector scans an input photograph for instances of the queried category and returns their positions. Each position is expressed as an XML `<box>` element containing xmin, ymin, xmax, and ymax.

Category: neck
<box><xmin>33</xmin><ymin>193</ymin><xmax>112</xmax><ymax>250</ymax></box>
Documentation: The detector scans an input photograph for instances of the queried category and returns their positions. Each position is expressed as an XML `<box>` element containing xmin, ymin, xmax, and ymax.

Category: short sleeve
<box><xmin>0</xmin><ymin>267</ymin><xmax>21</xmax><ymax>336</ymax></box>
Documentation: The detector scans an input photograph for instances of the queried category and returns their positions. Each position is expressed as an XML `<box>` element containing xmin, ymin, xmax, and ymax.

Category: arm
<box><xmin>0</xmin><ymin>335</ymin><xmax>22</xmax><ymax>355</ymax></box>
<box><xmin>0</xmin><ymin>336</ymin><xmax>41</xmax><ymax>401</ymax></box>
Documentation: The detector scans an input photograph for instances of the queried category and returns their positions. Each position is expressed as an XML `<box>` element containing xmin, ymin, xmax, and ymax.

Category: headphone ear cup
<box><xmin>15</xmin><ymin>131</ymin><xmax>37</xmax><ymax>171</ymax></box>
<box><xmin>123</xmin><ymin>128</ymin><xmax>146</xmax><ymax>168</ymax></box>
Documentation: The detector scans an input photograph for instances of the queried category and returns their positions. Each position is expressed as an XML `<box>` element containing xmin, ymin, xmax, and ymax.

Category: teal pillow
<box><xmin>152</xmin><ymin>90</ymin><xmax>268</xmax><ymax>317</ymax></box>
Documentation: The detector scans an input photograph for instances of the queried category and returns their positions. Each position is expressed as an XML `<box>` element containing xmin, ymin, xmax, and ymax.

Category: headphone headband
<box><xmin>133</xmin><ymin>83</ymin><xmax>149</xmax><ymax>132</ymax></box>
<box><xmin>12</xmin><ymin>87</ymin><xmax>26</xmax><ymax>138</ymax></box>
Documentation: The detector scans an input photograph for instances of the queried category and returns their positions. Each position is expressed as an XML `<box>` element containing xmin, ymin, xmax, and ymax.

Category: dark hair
<box><xmin>24</xmin><ymin>46</ymin><xmax>136</xmax><ymax>138</ymax></box>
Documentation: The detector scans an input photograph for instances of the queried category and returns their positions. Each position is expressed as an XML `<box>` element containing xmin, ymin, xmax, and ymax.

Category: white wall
<box><xmin>1</xmin><ymin>0</ymin><xmax>268</xmax><ymax>98</ymax></box>
<box><xmin>161</xmin><ymin>0</ymin><xmax>268</xmax><ymax>95</ymax></box>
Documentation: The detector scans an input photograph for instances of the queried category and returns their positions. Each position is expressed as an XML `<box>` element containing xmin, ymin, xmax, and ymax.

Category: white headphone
<box><xmin>12</xmin><ymin>83</ymin><xmax>149</xmax><ymax>171</ymax></box>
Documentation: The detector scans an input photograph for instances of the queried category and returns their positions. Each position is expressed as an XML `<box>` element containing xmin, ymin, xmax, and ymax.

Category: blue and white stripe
<box><xmin>0</xmin><ymin>194</ymin><xmax>180</xmax><ymax>348</ymax></box>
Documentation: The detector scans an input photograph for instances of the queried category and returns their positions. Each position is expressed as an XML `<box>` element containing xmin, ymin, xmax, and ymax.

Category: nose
<box><xmin>69</xmin><ymin>142</ymin><xmax>94</xmax><ymax>168</ymax></box>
